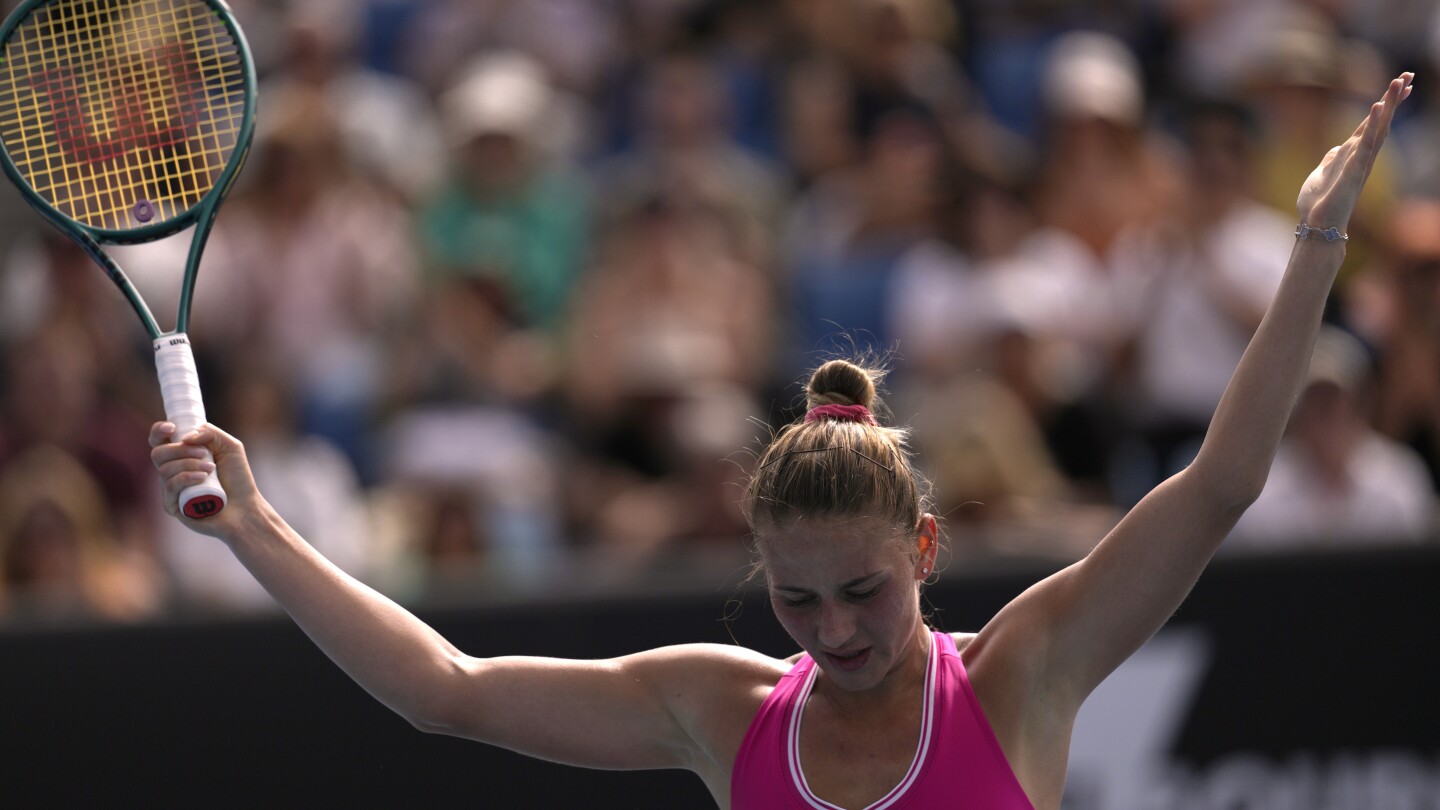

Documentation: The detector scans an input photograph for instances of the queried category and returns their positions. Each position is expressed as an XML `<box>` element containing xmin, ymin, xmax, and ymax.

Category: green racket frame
<box><xmin>0</xmin><ymin>0</ymin><xmax>257</xmax><ymax>341</ymax></box>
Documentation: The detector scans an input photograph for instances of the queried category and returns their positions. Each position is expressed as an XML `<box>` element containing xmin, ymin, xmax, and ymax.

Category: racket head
<box><xmin>0</xmin><ymin>0</ymin><xmax>256</xmax><ymax>245</ymax></box>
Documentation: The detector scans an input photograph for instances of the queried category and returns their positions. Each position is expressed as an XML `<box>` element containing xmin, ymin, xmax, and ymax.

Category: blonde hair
<box><xmin>745</xmin><ymin>359</ymin><xmax>932</xmax><ymax>538</ymax></box>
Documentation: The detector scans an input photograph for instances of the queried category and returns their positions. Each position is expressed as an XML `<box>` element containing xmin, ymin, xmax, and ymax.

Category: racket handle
<box><xmin>153</xmin><ymin>334</ymin><xmax>227</xmax><ymax>520</ymax></box>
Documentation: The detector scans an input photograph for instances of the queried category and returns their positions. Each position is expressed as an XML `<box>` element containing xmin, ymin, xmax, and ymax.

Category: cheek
<box><xmin>769</xmin><ymin>600</ymin><xmax>817</xmax><ymax>644</ymax></box>
<box><xmin>868</xmin><ymin>585</ymin><xmax>919</xmax><ymax>634</ymax></box>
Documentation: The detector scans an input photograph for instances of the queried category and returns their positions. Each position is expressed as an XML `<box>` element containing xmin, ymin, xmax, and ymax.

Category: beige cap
<box><xmin>1306</xmin><ymin>325</ymin><xmax>1370</xmax><ymax>394</ymax></box>
<box><xmin>1042</xmin><ymin>31</ymin><xmax>1144</xmax><ymax>125</ymax></box>
<box><xmin>440</xmin><ymin>52</ymin><xmax>555</xmax><ymax>147</ymax></box>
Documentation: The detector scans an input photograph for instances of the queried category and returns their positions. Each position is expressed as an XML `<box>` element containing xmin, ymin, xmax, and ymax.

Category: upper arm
<box><xmin>415</xmin><ymin>644</ymin><xmax>781</xmax><ymax>774</ymax></box>
<box><xmin>975</xmin><ymin>468</ymin><xmax>1244</xmax><ymax>710</ymax></box>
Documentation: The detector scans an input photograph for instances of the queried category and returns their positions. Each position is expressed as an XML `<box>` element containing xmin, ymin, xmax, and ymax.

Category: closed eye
<box><xmin>845</xmin><ymin>585</ymin><xmax>881</xmax><ymax>602</ymax></box>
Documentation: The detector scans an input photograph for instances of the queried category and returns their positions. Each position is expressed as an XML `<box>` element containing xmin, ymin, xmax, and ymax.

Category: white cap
<box><xmin>1042</xmin><ymin>31</ymin><xmax>1144</xmax><ymax>125</ymax></box>
<box><xmin>1306</xmin><ymin>326</ymin><xmax>1370</xmax><ymax>394</ymax></box>
<box><xmin>440</xmin><ymin>52</ymin><xmax>555</xmax><ymax>147</ymax></box>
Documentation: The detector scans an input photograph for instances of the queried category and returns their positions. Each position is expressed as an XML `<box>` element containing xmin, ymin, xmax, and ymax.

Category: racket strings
<box><xmin>0</xmin><ymin>0</ymin><xmax>245</xmax><ymax>232</ymax></box>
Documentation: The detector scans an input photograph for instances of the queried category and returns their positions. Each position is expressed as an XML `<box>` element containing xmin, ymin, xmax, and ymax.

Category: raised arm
<box><xmin>974</xmin><ymin>74</ymin><xmax>1415</xmax><ymax>706</ymax></box>
<box><xmin>149</xmin><ymin>422</ymin><xmax>776</xmax><ymax>780</ymax></box>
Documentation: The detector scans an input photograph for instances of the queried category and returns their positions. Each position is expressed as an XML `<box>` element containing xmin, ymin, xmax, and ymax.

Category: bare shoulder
<box><xmin>616</xmin><ymin>643</ymin><xmax>787</xmax><ymax>716</ymax></box>
<box><xmin>631</xmin><ymin>644</ymin><xmax>789</xmax><ymax>785</ymax></box>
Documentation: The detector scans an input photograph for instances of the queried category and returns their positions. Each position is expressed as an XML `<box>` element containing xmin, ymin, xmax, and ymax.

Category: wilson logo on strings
<box><xmin>29</xmin><ymin>41</ymin><xmax>202</xmax><ymax>164</ymax></box>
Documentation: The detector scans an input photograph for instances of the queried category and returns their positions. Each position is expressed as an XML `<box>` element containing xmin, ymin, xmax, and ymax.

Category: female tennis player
<box><xmin>149</xmin><ymin>74</ymin><xmax>1413</xmax><ymax>809</ymax></box>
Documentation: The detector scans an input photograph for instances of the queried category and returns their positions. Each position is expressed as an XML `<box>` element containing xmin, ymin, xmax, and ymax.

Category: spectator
<box><xmin>0</xmin><ymin>322</ymin><xmax>160</xmax><ymax>565</ymax></box>
<box><xmin>1393</xmin><ymin>6</ymin><xmax>1440</xmax><ymax>199</ymax></box>
<box><xmin>381</xmin><ymin>405</ymin><xmax>564</xmax><ymax>595</ymax></box>
<box><xmin>963</xmin><ymin>31</ymin><xmax>1177</xmax><ymax>490</ymax></box>
<box><xmin>784</xmin><ymin>102</ymin><xmax>958</xmax><ymax>360</ymax></box>
<box><xmin>779</xmin><ymin>54</ymin><xmax>863</xmax><ymax>185</ymax></box>
<box><xmin>196</xmin><ymin>88</ymin><xmax>420</xmax><ymax>480</ymax></box>
<box><xmin>0</xmin><ymin>444</ymin><xmax>164</xmax><ymax>623</ymax></box>
<box><xmin>1108</xmin><ymin>99</ymin><xmax>1293</xmax><ymax>504</ymax></box>
<box><xmin>589</xmin><ymin>45</ymin><xmax>788</xmax><ymax>265</ymax></box>
<box><xmin>1230</xmin><ymin>326</ymin><xmax>1437</xmax><ymax>548</ymax></box>
<box><xmin>261</xmin><ymin>0</ymin><xmax>446</xmax><ymax>201</ymax></box>
<box><xmin>563</xmin><ymin>198</ymin><xmax>774</xmax><ymax>558</ymax></box>
<box><xmin>418</xmin><ymin>52</ymin><xmax>591</xmax><ymax>334</ymax></box>
<box><xmin>1349</xmin><ymin>199</ymin><xmax>1440</xmax><ymax>489</ymax></box>
<box><xmin>1161</xmin><ymin>0</ymin><xmax>1306</xmax><ymax>98</ymax></box>
<box><xmin>1242</xmin><ymin>8</ymin><xmax>1396</xmax><ymax>262</ymax></box>
<box><xmin>398</xmin><ymin>0</ymin><xmax>622</xmax><ymax>98</ymax></box>
<box><xmin>1031</xmin><ymin>31</ymin><xmax>1178</xmax><ymax>259</ymax></box>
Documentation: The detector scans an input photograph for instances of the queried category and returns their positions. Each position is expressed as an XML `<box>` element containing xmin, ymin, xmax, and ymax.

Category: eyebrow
<box><xmin>773</xmin><ymin>572</ymin><xmax>884</xmax><ymax>594</ymax></box>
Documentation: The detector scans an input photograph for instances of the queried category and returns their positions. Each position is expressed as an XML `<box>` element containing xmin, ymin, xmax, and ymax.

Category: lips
<box><xmin>823</xmin><ymin>647</ymin><xmax>872</xmax><ymax>672</ymax></box>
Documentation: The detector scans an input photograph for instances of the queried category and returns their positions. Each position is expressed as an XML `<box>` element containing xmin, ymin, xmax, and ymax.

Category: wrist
<box><xmin>1290</xmin><ymin>233</ymin><xmax>1347</xmax><ymax>271</ymax></box>
<box><xmin>1295</xmin><ymin>222</ymin><xmax>1348</xmax><ymax>243</ymax></box>
<box><xmin>222</xmin><ymin>499</ymin><xmax>284</xmax><ymax>551</ymax></box>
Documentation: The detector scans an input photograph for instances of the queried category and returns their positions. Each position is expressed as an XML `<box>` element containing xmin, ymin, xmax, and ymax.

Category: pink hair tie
<box><xmin>804</xmin><ymin>404</ymin><xmax>878</xmax><ymax>426</ymax></box>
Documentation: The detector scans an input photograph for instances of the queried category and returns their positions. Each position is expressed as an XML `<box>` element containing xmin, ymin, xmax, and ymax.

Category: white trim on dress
<box><xmin>786</xmin><ymin>635</ymin><xmax>940</xmax><ymax>810</ymax></box>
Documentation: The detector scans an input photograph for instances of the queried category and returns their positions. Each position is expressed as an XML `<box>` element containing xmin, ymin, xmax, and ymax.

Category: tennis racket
<box><xmin>0</xmin><ymin>0</ymin><xmax>255</xmax><ymax>519</ymax></box>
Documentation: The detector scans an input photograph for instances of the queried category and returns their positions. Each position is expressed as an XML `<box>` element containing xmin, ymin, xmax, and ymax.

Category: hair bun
<box><xmin>806</xmin><ymin>359</ymin><xmax>879</xmax><ymax>411</ymax></box>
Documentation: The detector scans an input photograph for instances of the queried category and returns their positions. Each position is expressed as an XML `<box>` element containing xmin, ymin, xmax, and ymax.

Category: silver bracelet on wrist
<box><xmin>1295</xmin><ymin>223</ymin><xmax>1348</xmax><ymax>242</ymax></box>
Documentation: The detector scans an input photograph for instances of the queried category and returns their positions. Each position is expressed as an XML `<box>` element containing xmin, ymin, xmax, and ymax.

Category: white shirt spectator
<box><xmin>1230</xmin><ymin>435</ymin><xmax>1437</xmax><ymax>549</ymax></box>
<box><xmin>887</xmin><ymin>237</ymin><xmax>1014</xmax><ymax>370</ymax></box>
<box><xmin>1112</xmin><ymin>200</ymin><xmax>1293</xmax><ymax>425</ymax></box>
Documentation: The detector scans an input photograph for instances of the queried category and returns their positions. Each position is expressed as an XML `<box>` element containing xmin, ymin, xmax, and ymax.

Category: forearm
<box><xmin>1190</xmin><ymin>237</ymin><xmax>1346</xmax><ymax>501</ymax></box>
<box><xmin>224</xmin><ymin>503</ymin><xmax>463</xmax><ymax>727</ymax></box>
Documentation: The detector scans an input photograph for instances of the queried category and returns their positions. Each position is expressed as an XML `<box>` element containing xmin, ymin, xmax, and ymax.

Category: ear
<box><xmin>913</xmin><ymin>514</ymin><xmax>939</xmax><ymax>581</ymax></box>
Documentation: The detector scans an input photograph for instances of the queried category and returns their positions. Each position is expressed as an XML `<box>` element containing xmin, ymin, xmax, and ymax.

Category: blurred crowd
<box><xmin>0</xmin><ymin>0</ymin><xmax>1437</xmax><ymax>624</ymax></box>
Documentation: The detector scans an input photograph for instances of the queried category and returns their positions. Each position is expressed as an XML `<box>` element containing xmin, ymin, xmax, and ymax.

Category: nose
<box><xmin>816</xmin><ymin>600</ymin><xmax>856</xmax><ymax>650</ymax></box>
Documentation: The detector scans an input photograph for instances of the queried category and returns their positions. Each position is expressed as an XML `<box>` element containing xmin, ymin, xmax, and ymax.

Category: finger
<box><xmin>181</xmin><ymin>424</ymin><xmax>240</xmax><ymax>452</ymax></box>
<box><xmin>161</xmin><ymin>467</ymin><xmax>218</xmax><ymax>504</ymax></box>
<box><xmin>159</xmin><ymin>467</ymin><xmax>217</xmax><ymax>505</ymax></box>
<box><xmin>1337</xmin><ymin>95</ymin><xmax>1386</xmax><ymax>163</ymax></box>
<box><xmin>149</xmin><ymin>421</ymin><xmax>177</xmax><ymax>449</ymax></box>
<box><xmin>1376</xmin><ymin>73</ymin><xmax>1415</xmax><ymax>148</ymax></box>
<box><xmin>157</xmin><ymin>457</ymin><xmax>216</xmax><ymax>480</ymax></box>
<box><xmin>1359</xmin><ymin>100</ymin><xmax>1386</xmax><ymax>153</ymax></box>
<box><xmin>1348</xmin><ymin>100</ymin><xmax>1377</xmax><ymax>141</ymax></box>
<box><xmin>1376</xmin><ymin>78</ymin><xmax>1402</xmax><ymax>129</ymax></box>
<box><xmin>1375</xmin><ymin>73</ymin><xmax>1410</xmax><ymax>128</ymax></box>
<box><xmin>151</xmin><ymin>441</ymin><xmax>211</xmax><ymax>469</ymax></box>
<box><xmin>1359</xmin><ymin>76</ymin><xmax>1402</xmax><ymax>136</ymax></box>
<box><xmin>1371</xmin><ymin>104</ymin><xmax>1398</xmax><ymax>158</ymax></box>
<box><xmin>1359</xmin><ymin>77</ymin><xmax>1406</xmax><ymax>158</ymax></box>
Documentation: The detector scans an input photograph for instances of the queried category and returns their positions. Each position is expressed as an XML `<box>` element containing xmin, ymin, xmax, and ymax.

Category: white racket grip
<box><xmin>153</xmin><ymin>334</ymin><xmax>227</xmax><ymax>519</ymax></box>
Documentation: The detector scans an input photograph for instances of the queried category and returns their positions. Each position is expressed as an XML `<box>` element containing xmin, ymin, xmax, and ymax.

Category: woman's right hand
<box><xmin>149</xmin><ymin>422</ymin><xmax>263</xmax><ymax>541</ymax></box>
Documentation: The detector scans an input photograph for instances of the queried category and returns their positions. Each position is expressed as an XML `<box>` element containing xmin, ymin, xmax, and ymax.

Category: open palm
<box><xmin>1296</xmin><ymin>72</ymin><xmax>1413</xmax><ymax>231</ymax></box>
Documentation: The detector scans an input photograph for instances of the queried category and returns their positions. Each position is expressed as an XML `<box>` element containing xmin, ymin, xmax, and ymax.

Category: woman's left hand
<box><xmin>1296</xmin><ymin>72</ymin><xmax>1413</xmax><ymax>232</ymax></box>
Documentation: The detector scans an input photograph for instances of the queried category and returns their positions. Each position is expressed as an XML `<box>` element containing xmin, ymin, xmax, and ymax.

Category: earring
<box><xmin>921</xmin><ymin>567</ymin><xmax>929</xmax><ymax>575</ymax></box>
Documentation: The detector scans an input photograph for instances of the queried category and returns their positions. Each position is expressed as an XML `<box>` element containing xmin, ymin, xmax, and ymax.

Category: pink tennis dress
<box><xmin>731</xmin><ymin>631</ymin><xmax>1034</xmax><ymax>809</ymax></box>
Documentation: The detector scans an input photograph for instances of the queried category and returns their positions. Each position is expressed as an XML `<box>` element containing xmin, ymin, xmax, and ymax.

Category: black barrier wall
<box><xmin>3</xmin><ymin>547</ymin><xmax>1438</xmax><ymax>808</ymax></box>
